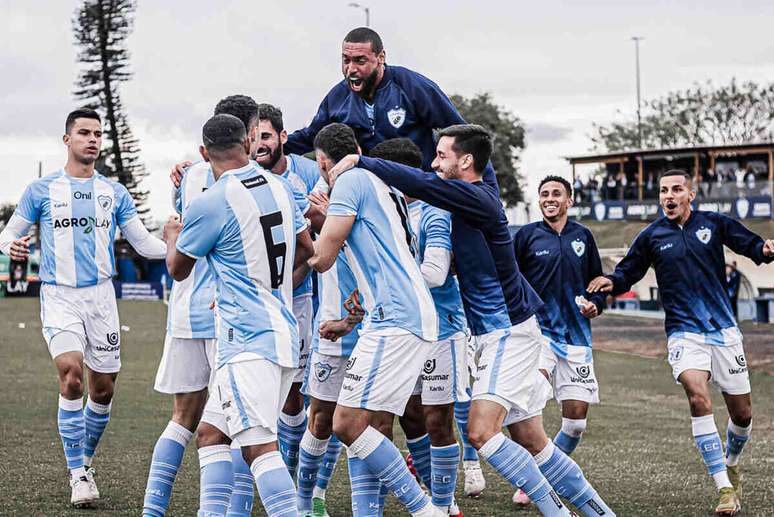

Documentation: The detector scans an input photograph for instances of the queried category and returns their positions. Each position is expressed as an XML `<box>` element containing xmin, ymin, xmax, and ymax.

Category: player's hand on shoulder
<box><xmin>9</xmin><ymin>235</ymin><xmax>31</xmax><ymax>261</ymax></box>
<box><xmin>170</xmin><ymin>160</ymin><xmax>193</xmax><ymax>188</ymax></box>
<box><xmin>329</xmin><ymin>154</ymin><xmax>360</xmax><ymax>186</ymax></box>
<box><xmin>763</xmin><ymin>238</ymin><xmax>774</xmax><ymax>257</ymax></box>
<box><xmin>162</xmin><ymin>215</ymin><xmax>182</xmax><ymax>242</ymax></box>
<box><xmin>308</xmin><ymin>191</ymin><xmax>330</xmax><ymax>213</ymax></box>
<box><xmin>587</xmin><ymin>276</ymin><xmax>613</xmax><ymax>293</ymax></box>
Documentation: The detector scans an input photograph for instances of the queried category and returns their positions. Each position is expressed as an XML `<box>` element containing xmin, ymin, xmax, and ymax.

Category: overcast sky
<box><xmin>3</xmin><ymin>0</ymin><xmax>774</xmax><ymax>220</ymax></box>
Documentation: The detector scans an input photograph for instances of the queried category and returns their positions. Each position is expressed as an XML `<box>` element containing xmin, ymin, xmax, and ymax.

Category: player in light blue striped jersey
<box><xmin>0</xmin><ymin>108</ymin><xmax>167</xmax><ymax>508</ymax></box>
<box><xmin>165</xmin><ymin>114</ymin><xmax>314</xmax><ymax>517</ymax></box>
<box><xmin>309</xmin><ymin>124</ymin><xmax>444</xmax><ymax>517</ymax></box>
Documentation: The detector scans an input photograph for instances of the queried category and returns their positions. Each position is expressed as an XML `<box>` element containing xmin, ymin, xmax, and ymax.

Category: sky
<box><xmin>3</xmin><ymin>0</ymin><xmax>774</xmax><ymax>222</ymax></box>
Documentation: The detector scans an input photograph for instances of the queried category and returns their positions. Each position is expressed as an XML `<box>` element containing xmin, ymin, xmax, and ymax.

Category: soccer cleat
<box><xmin>463</xmin><ymin>460</ymin><xmax>485</xmax><ymax>498</ymax></box>
<box><xmin>312</xmin><ymin>496</ymin><xmax>330</xmax><ymax>517</ymax></box>
<box><xmin>449</xmin><ymin>500</ymin><xmax>464</xmax><ymax>516</ymax></box>
<box><xmin>714</xmin><ymin>487</ymin><xmax>740</xmax><ymax>516</ymax></box>
<box><xmin>70</xmin><ymin>475</ymin><xmax>98</xmax><ymax>507</ymax></box>
<box><xmin>511</xmin><ymin>487</ymin><xmax>531</xmax><ymax>507</ymax></box>
<box><xmin>726</xmin><ymin>464</ymin><xmax>742</xmax><ymax>503</ymax></box>
<box><xmin>84</xmin><ymin>467</ymin><xmax>100</xmax><ymax>502</ymax></box>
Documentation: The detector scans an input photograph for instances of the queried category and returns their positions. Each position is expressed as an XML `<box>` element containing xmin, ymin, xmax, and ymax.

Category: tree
<box><xmin>451</xmin><ymin>93</ymin><xmax>526</xmax><ymax>206</ymax></box>
<box><xmin>592</xmin><ymin>79</ymin><xmax>774</xmax><ymax>152</ymax></box>
<box><xmin>0</xmin><ymin>204</ymin><xmax>15</xmax><ymax>226</ymax></box>
<box><xmin>72</xmin><ymin>0</ymin><xmax>154</xmax><ymax>228</ymax></box>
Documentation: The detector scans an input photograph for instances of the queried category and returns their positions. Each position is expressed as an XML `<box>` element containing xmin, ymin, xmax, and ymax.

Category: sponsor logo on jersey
<box><xmin>52</xmin><ymin>216</ymin><xmax>110</xmax><ymax>234</ymax></box>
<box><xmin>735</xmin><ymin>354</ymin><xmax>746</xmax><ymax>367</ymax></box>
<box><xmin>387</xmin><ymin>106</ymin><xmax>406</xmax><ymax>128</ymax></box>
<box><xmin>423</xmin><ymin>359</ymin><xmax>436</xmax><ymax>374</ymax></box>
<box><xmin>98</xmin><ymin>195</ymin><xmax>112</xmax><ymax>212</ymax></box>
<box><xmin>346</xmin><ymin>357</ymin><xmax>356</xmax><ymax>371</ymax></box>
<box><xmin>729</xmin><ymin>354</ymin><xmax>748</xmax><ymax>375</ymax></box>
<box><xmin>572</xmin><ymin>239</ymin><xmax>586</xmax><ymax>257</ymax></box>
<box><xmin>575</xmin><ymin>365</ymin><xmax>591</xmax><ymax>378</ymax></box>
<box><xmin>695</xmin><ymin>226</ymin><xmax>712</xmax><ymax>244</ymax></box>
<box><xmin>314</xmin><ymin>362</ymin><xmax>332</xmax><ymax>382</ymax></box>
<box><xmin>659</xmin><ymin>242</ymin><xmax>673</xmax><ymax>251</ymax></box>
<box><xmin>535</xmin><ymin>249</ymin><xmax>550</xmax><ymax>257</ymax></box>
<box><xmin>569</xmin><ymin>364</ymin><xmax>596</xmax><ymax>384</ymax></box>
<box><xmin>107</xmin><ymin>332</ymin><xmax>119</xmax><ymax>345</ymax></box>
<box><xmin>73</xmin><ymin>191</ymin><xmax>92</xmax><ymax>200</ymax></box>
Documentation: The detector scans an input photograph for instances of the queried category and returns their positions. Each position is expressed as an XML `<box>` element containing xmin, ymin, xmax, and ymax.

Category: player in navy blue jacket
<box><xmin>330</xmin><ymin>124</ymin><xmax>615</xmax><ymax>517</ymax></box>
<box><xmin>588</xmin><ymin>169</ymin><xmax>774</xmax><ymax>515</ymax></box>
<box><xmin>510</xmin><ymin>175</ymin><xmax>606</xmax><ymax>507</ymax></box>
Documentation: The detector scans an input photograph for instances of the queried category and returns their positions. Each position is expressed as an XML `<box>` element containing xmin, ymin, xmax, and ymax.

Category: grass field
<box><xmin>1</xmin><ymin>298</ymin><xmax>772</xmax><ymax>516</ymax></box>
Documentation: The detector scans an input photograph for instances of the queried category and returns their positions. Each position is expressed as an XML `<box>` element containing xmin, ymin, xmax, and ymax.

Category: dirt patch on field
<box><xmin>593</xmin><ymin>314</ymin><xmax>774</xmax><ymax>375</ymax></box>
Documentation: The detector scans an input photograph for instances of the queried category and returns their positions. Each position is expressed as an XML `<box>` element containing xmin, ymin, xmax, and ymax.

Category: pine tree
<box><xmin>72</xmin><ymin>0</ymin><xmax>154</xmax><ymax>228</ymax></box>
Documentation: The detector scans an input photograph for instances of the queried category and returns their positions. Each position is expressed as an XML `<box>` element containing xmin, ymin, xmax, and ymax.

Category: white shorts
<box><xmin>306</xmin><ymin>351</ymin><xmax>348</xmax><ymax>403</ymax></box>
<box><xmin>293</xmin><ymin>295</ymin><xmax>313</xmax><ymax>383</ymax></box>
<box><xmin>40</xmin><ymin>281</ymin><xmax>121</xmax><ymax>374</ymax></box>
<box><xmin>412</xmin><ymin>332</ymin><xmax>470</xmax><ymax>405</ymax></box>
<box><xmin>211</xmin><ymin>357</ymin><xmax>295</xmax><ymax>445</ymax></box>
<box><xmin>337</xmin><ymin>329</ymin><xmax>432</xmax><ymax>416</ymax></box>
<box><xmin>154</xmin><ymin>335</ymin><xmax>216</xmax><ymax>394</ymax></box>
<box><xmin>472</xmin><ymin>316</ymin><xmax>553</xmax><ymax>417</ymax></box>
<box><xmin>539</xmin><ymin>342</ymin><xmax>599</xmax><ymax>404</ymax></box>
<box><xmin>667</xmin><ymin>328</ymin><xmax>750</xmax><ymax>395</ymax></box>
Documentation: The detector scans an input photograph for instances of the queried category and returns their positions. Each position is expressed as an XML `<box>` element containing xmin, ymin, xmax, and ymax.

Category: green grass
<box><xmin>1</xmin><ymin>298</ymin><xmax>773</xmax><ymax>516</ymax></box>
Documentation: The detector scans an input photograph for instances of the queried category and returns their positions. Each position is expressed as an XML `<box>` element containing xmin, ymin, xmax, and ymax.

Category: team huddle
<box><xmin>1</xmin><ymin>27</ymin><xmax>773</xmax><ymax>517</ymax></box>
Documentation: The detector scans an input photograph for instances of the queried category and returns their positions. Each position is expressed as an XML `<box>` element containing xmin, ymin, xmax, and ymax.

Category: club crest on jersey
<box><xmin>571</xmin><ymin>239</ymin><xmax>586</xmax><ymax>257</ymax></box>
<box><xmin>98</xmin><ymin>195</ymin><xmax>112</xmax><ymax>212</ymax></box>
<box><xmin>387</xmin><ymin>107</ymin><xmax>406</xmax><ymax>128</ymax></box>
<box><xmin>314</xmin><ymin>362</ymin><xmax>332</xmax><ymax>382</ymax></box>
<box><xmin>695</xmin><ymin>226</ymin><xmax>712</xmax><ymax>244</ymax></box>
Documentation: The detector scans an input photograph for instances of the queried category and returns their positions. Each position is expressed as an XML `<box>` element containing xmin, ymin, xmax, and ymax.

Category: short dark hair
<box><xmin>437</xmin><ymin>124</ymin><xmax>492</xmax><ymax>173</ymax></box>
<box><xmin>661</xmin><ymin>169</ymin><xmax>692</xmax><ymax>182</ymax></box>
<box><xmin>313</xmin><ymin>123</ymin><xmax>358</xmax><ymax>163</ymax></box>
<box><xmin>202</xmin><ymin>114</ymin><xmax>247</xmax><ymax>153</ymax></box>
<box><xmin>257</xmin><ymin>103</ymin><xmax>284</xmax><ymax>133</ymax></box>
<box><xmin>65</xmin><ymin>108</ymin><xmax>101</xmax><ymax>133</ymax></box>
<box><xmin>344</xmin><ymin>27</ymin><xmax>383</xmax><ymax>54</ymax></box>
<box><xmin>214</xmin><ymin>95</ymin><xmax>259</xmax><ymax>131</ymax></box>
<box><xmin>369</xmin><ymin>138</ymin><xmax>422</xmax><ymax>168</ymax></box>
<box><xmin>538</xmin><ymin>175</ymin><xmax>572</xmax><ymax>197</ymax></box>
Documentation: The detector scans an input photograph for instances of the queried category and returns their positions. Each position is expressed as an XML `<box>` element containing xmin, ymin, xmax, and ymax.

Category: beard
<box><xmin>255</xmin><ymin>145</ymin><xmax>283</xmax><ymax>171</ymax></box>
<box><xmin>349</xmin><ymin>67</ymin><xmax>380</xmax><ymax>101</ymax></box>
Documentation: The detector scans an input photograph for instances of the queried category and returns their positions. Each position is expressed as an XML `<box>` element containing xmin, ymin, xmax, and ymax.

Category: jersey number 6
<box><xmin>259</xmin><ymin>211</ymin><xmax>287</xmax><ymax>289</ymax></box>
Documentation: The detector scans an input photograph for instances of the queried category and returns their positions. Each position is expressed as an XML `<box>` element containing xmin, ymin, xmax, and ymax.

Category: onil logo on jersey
<box><xmin>571</xmin><ymin>239</ymin><xmax>586</xmax><ymax>257</ymax></box>
<box><xmin>53</xmin><ymin>216</ymin><xmax>111</xmax><ymax>234</ymax></box>
<box><xmin>695</xmin><ymin>226</ymin><xmax>712</xmax><ymax>244</ymax></box>
<box><xmin>387</xmin><ymin>106</ymin><xmax>406</xmax><ymax>128</ymax></box>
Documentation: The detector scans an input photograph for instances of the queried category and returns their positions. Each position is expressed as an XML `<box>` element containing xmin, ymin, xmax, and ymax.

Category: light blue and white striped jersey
<box><xmin>313</xmin><ymin>248</ymin><xmax>360</xmax><ymax>357</ymax></box>
<box><xmin>327</xmin><ymin>168</ymin><xmax>437</xmax><ymax>341</ymax></box>
<box><xmin>166</xmin><ymin>162</ymin><xmax>217</xmax><ymax>339</ymax></box>
<box><xmin>282</xmin><ymin>154</ymin><xmax>320</xmax><ymax>299</ymax></box>
<box><xmin>176</xmin><ymin>162</ymin><xmax>308</xmax><ymax>368</ymax></box>
<box><xmin>14</xmin><ymin>170</ymin><xmax>137</xmax><ymax>287</ymax></box>
<box><xmin>409</xmin><ymin>201</ymin><xmax>467</xmax><ymax>341</ymax></box>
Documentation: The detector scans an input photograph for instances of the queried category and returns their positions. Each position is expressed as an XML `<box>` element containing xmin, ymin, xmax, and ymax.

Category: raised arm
<box><xmin>584</xmin><ymin>232</ymin><xmax>607</xmax><ymax>314</ymax></box>
<box><xmin>720</xmin><ymin>215</ymin><xmax>774</xmax><ymax>264</ymax></box>
<box><xmin>121</xmin><ymin>217</ymin><xmax>166</xmax><ymax>259</ymax></box>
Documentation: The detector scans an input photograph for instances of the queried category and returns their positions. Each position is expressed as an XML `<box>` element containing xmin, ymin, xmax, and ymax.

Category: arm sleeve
<box><xmin>327</xmin><ymin>172</ymin><xmax>363</xmax><ymax>217</ymax></box>
<box><xmin>285</xmin><ymin>93</ymin><xmax>333</xmax><ymax>156</ymax></box>
<box><xmin>15</xmin><ymin>184</ymin><xmax>40</xmax><ymax>223</ymax></box>
<box><xmin>176</xmin><ymin>197</ymin><xmax>222</xmax><ymax>259</ymax></box>
<box><xmin>0</xmin><ymin>214</ymin><xmax>34</xmax><ymax>256</ymax></box>
<box><xmin>120</xmin><ymin>216</ymin><xmax>166</xmax><ymax>259</ymax></box>
<box><xmin>511</xmin><ymin>227</ymin><xmax>528</xmax><ymax>270</ymax></box>
<box><xmin>719</xmin><ymin>214</ymin><xmax>773</xmax><ymax>265</ymax></box>
<box><xmin>358</xmin><ymin>156</ymin><xmax>498</xmax><ymax>226</ymax></box>
<box><xmin>421</xmin><ymin>246</ymin><xmax>452</xmax><ymax>288</ymax></box>
<box><xmin>114</xmin><ymin>185</ymin><xmax>139</xmax><ymax>226</ymax></box>
<box><xmin>585</xmin><ymin>232</ymin><xmax>607</xmax><ymax>313</ymax></box>
<box><xmin>608</xmin><ymin>229</ymin><xmax>653</xmax><ymax>296</ymax></box>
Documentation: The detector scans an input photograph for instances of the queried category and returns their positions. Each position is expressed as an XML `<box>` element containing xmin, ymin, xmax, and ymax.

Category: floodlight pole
<box><xmin>348</xmin><ymin>3</ymin><xmax>370</xmax><ymax>26</ymax></box>
<box><xmin>632</xmin><ymin>36</ymin><xmax>644</xmax><ymax>148</ymax></box>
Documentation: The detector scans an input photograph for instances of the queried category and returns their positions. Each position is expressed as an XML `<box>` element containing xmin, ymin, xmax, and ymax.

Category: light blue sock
<box><xmin>554</xmin><ymin>430</ymin><xmax>581</xmax><ymax>456</ymax></box>
<box><xmin>454</xmin><ymin>396</ymin><xmax>478</xmax><ymax>461</ymax></box>
<box><xmin>725</xmin><ymin>419</ymin><xmax>751</xmax><ymax>466</ymax></box>
<box><xmin>250</xmin><ymin>451</ymin><xmax>298</xmax><ymax>517</ymax></box>
<box><xmin>692</xmin><ymin>416</ymin><xmax>727</xmax><ymax>476</ymax></box>
<box><xmin>197</xmin><ymin>444</ymin><xmax>233</xmax><ymax>517</ymax></box>
<box><xmin>349</xmin><ymin>426</ymin><xmax>431</xmax><ymax>514</ymax></box>
<box><xmin>297</xmin><ymin>431</ymin><xmax>329</xmax><ymax>512</ymax></box>
<box><xmin>84</xmin><ymin>397</ymin><xmax>111</xmax><ymax>466</ymax></box>
<box><xmin>142</xmin><ymin>421</ymin><xmax>192</xmax><ymax>517</ymax></box>
<box><xmin>536</xmin><ymin>442</ymin><xmax>615</xmax><ymax>517</ymax></box>
<box><xmin>430</xmin><ymin>443</ymin><xmax>459</xmax><ymax>509</ymax></box>
<box><xmin>348</xmin><ymin>452</ymin><xmax>382</xmax><ymax>516</ymax></box>
<box><xmin>377</xmin><ymin>483</ymin><xmax>389</xmax><ymax>516</ymax></box>
<box><xmin>57</xmin><ymin>395</ymin><xmax>85</xmax><ymax>476</ymax></box>
<box><xmin>553</xmin><ymin>418</ymin><xmax>586</xmax><ymax>455</ymax></box>
<box><xmin>227</xmin><ymin>446</ymin><xmax>254</xmax><ymax>517</ymax></box>
<box><xmin>478</xmin><ymin>433</ymin><xmax>569</xmax><ymax>517</ymax></box>
<box><xmin>314</xmin><ymin>434</ymin><xmax>342</xmax><ymax>496</ymax></box>
<box><xmin>406</xmin><ymin>434</ymin><xmax>432</xmax><ymax>490</ymax></box>
<box><xmin>278</xmin><ymin>411</ymin><xmax>306</xmax><ymax>478</ymax></box>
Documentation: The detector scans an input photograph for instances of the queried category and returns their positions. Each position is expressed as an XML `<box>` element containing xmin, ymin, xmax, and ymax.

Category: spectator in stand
<box><xmin>744</xmin><ymin>165</ymin><xmax>756</xmax><ymax>192</ymax></box>
<box><xmin>573</xmin><ymin>176</ymin><xmax>584</xmax><ymax>204</ymax></box>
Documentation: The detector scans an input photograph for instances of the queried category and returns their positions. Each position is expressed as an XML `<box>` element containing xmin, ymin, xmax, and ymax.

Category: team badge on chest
<box><xmin>571</xmin><ymin>239</ymin><xmax>585</xmax><ymax>257</ymax></box>
<box><xmin>387</xmin><ymin>106</ymin><xmax>406</xmax><ymax>128</ymax></box>
<box><xmin>98</xmin><ymin>195</ymin><xmax>112</xmax><ymax>212</ymax></box>
<box><xmin>695</xmin><ymin>226</ymin><xmax>712</xmax><ymax>244</ymax></box>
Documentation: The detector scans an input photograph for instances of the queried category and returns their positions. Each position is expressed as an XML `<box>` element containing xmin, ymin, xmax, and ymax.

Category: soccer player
<box><xmin>328</xmin><ymin>124</ymin><xmax>616</xmax><ymax>517</ymax></box>
<box><xmin>510</xmin><ymin>175</ymin><xmax>606</xmax><ymax>506</ymax></box>
<box><xmin>0</xmin><ymin>108</ymin><xmax>167</xmax><ymax>507</ymax></box>
<box><xmin>308</xmin><ymin>123</ymin><xmax>445</xmax><ymax>517</ymax></box>
<box><xmin>165</xmin><ymin>114</ymin><xmax>314</xmax><ymax>517</ymax></box>
<box><xmin>587</xmin><ymin>169</ymin><xmax>774</xmax><ymax>516</ymax></box>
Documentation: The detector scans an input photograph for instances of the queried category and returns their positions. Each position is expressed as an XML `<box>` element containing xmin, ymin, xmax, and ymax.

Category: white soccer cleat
<box><xmin>70</xmin><ymin>475</ymin><xmax>98</xmax><ymax>507</ymax></box>
<box><xmin>85</xmin><ymin>467</ymin><xmax>101</xmax><ymax>501</ymax></box>
<box><xmin>512</xmin><ymin>487</ymin><xmax>531</xmax><ymax>507</ymax></box>
<box><xmin>463</xmin><ymin>460</ymin><xmax>486</xmax><ymax>498</ymax></box>
<box><xmin>449</xmin><ymin>500</ymin><xmax>464</xmax><ymax>516</ymax></box>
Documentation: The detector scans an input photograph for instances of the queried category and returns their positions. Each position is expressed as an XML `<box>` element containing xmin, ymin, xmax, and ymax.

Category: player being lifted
<box><xmin>308</xmin><ymin>123</ymin><xmax>447</xmax><ymax>517</ymax></box>
<box><xmin>0</xmin><ymin>108</ymin><xmax>167</xmax><ymax>508</ymax></box>
<box><xmin>588</xmin><ymin>169</ymin><xmax>774</xmax><ymax>516</ymax></box>
<box><xmin>329</xmin><ymin>124</ymin><xmax>616</xmax><ymax>517</ymax></box>
<box><xmin>510</xmin><ymin>176</ymin><xmax>606</xmax><ymax>506</ymax></box>
<box><xmin>165</xmin><ymin>114</ymin><xmax>314</xmax><ymax>517</ymax></box>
